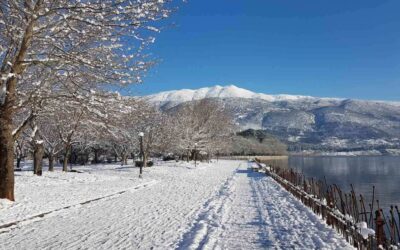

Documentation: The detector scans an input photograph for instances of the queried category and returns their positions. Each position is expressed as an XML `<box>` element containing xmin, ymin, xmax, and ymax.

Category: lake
<box><xmin>287</xmin><ymin>156</ymin><xmax>400</xmax><ymax>212</ymax></box>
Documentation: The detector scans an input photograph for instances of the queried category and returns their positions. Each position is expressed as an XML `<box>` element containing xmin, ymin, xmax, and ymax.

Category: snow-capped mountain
<box><xmin>145</xmin><ymin>85</ymin><xmax>400</xmax><ymax>153</ymax></box>
<box><xmin>145</xmin><ymin>85</ymin><xmax>334</xmax><ymax>105</ymax></box>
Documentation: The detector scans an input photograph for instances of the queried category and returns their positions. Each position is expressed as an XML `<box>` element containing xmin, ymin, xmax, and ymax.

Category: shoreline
<box><xmin>289</xmin><ymin>150</ymin><xmax>400</xmax><ymax>157</ymax></box>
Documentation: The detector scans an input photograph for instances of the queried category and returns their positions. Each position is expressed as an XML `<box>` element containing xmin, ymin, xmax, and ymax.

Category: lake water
<box><xmin>287</xmin><ymin>156</ymin><xmax>400</xmax><ymax>212</ymax></box>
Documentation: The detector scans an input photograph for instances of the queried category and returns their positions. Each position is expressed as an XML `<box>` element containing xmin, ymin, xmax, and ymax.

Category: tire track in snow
<box><xmin>211</xmin><ymin>165</ymin><xmax>272</xmax><ymax>249</ymax></box>
<box><xmin>0</xmin><ymin>180</ymin><xmax>158</xmax><ymax>234</ymax></box>
<box><xmin>176</xmin><ymin>162</ymin><xmax>241</xmax><ymax>250</ymax></box>
<box><xmin>176</xmin><ymin>163</ymin><xmax>353</xmax><ymax>250</ymax></box>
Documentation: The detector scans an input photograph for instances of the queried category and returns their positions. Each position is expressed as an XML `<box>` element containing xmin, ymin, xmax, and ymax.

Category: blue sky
<box><xmin>133</xmin><ymin>0</ymin><xmax>400</xmax><ymax>101</ymax></box>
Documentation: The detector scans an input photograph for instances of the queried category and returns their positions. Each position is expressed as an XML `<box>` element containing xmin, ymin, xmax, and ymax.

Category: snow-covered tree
<box><xmin>170</xmin><ymin>99</ymin><xmax>236</xmax><ymax>158</ymax></box>
<box><xmin>36</xmin><ymin>116</ymin><xmax>64</xmax><ymax>172</ymax></box>
<box><xmin>0</xmin><ymin>0</ymin><xmax>173</xmax><ymax>200</ymax></box>
<box><xmin>136</xmin><ymin>109</ymin><xmax>175</xmax><ymax>163</ymax></box>
<box><xmin>14</xmin><ymin>135</ymin><xmax>29</xmax><ymax>170</ymax></box>
<box><xmin>30</xmin><ymin>122</ymin><xmax>44</xmax><ymax>176</ymax></box>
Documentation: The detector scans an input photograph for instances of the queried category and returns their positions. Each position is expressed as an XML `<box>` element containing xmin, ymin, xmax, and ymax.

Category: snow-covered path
<box><xmin>178</xmin><ymin>163</ymin><xmax>352</xmax><ymax>249</ymax></box>
<box><xmin>0</xmin><ymin>160</ymin><xmax>352</xmax><ymax>249</ymax></box>
<box><xmin>0</xmin><ymin>161</ymin><xmax>239</xmax><ymax>249</ymax></box>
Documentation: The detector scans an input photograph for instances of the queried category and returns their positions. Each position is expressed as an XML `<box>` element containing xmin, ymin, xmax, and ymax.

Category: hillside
<box><xmin>144</xmin><ymin>85</ymin><xmax>400</xmax><ymax>154</ymax></box>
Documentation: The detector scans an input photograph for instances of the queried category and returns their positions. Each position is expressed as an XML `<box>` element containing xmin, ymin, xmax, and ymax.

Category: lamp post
<box><xmin>194</xmin><ymin>143</ymin><xmax>198</xmax><ymax>168</ymax></box>
<box><xmin>139</xmin><ymin>132</ymin><xmax>144</xmax><ymax>178</ymax></box>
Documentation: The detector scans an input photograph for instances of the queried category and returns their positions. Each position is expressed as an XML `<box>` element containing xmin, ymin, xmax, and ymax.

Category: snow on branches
<box><xmin>167</xmin><ymin>99</ymin><xmax>236</xmax><ymax>155</ymax></box>
<box><xmin>0</xmin><ymin>0</ymin><xmax>173</xmax><ymax>118</ymax></box>
<box><xmin>0</xmin><ymin>0</ymin><xmax>171</xmax><ymax>85</ymax></box>
<box><xmin>0</xmin><ymin>0</ymin><xmax>175</xmax><ymax>200</ymax></box>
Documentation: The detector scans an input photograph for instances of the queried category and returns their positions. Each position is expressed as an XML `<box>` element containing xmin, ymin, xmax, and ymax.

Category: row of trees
<box><xmin>231</xmin><ymin>129</ymin><xmax>288</xmax><ymax>156</ymax></box>
<box><xmin>14</xmin><ymin>97</ymin><xmax>236</xmax><ymax>172</ymax></box>
<box><xmin>0</xmin><ymin>0</ymin><xmax>176</xmax><ymax>201</ymax></box>
<box><xmin>0</xmin><ymin>0</ymin><xmax>283</xmax><ymax>203</ymax></box>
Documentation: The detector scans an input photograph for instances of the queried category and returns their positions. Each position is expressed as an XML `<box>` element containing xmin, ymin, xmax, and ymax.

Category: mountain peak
<box><xmin>144</xmin><ymin>85</ymin><xmax>317</xmax><ymax>105</ymax></box>
<box><xmin>205</xmin><ymin>85</ymin><xmax>259</xmax><ymax>98</ymax></box>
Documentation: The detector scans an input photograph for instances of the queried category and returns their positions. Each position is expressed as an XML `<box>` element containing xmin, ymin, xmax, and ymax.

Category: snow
<box><xmin>143</xmin><ymin>86</ymin><xmax>400</xmax><ymax>153</ymax></box>
<box><xmin>144</xmin><ymin>85</ymin><xmax>320</xmax><ymax>105</ymax></box>
<box><xmin>0</xmin><ymin>83</ymin><xmax>6</xmax><ymax>105</ymax></box>
<box><xmin>0</xmin><ymin>160</ymin><xmax>352</xmax><ymax>249</ymax></box>
<box><xmin>356</xmin><ymin>222</ymin><xmax>375</xmax><ymax>239</ymax></box>
<box><xmin>0</xmin><ymin>199</ymin><xmax>13</xmax><ymax>210</ymax></box>
<box><xmin>0</xmin><ymin>73</ymin><xmax>15</xmax><ymax>81</ymax></box>
<box><xmin>386</xmin><ymin>148</ymin><xmax>400</xmax><ymax>156</ymax></box>
<box><xmin>306</xmin><ymin>150</ymin><xmax>383</xmax><ymax>156</ymax></box>
<box><xmin>178</xmin><ymin>164</ymin><xmax>351</xmax><ymax>249</ymax></box>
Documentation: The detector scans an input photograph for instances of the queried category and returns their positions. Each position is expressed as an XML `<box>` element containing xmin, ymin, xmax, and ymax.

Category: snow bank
<box><xmin>356</xmin><ymin>222</ymin><xmax>375</xmax><ymax>239</ymax></box>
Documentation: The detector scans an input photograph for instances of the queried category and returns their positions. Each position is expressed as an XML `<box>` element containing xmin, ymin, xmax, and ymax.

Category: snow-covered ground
<box><xmin>0</xmin><ymin>160</ymin><xmax>352</xmax><ymax>249</ymax></box>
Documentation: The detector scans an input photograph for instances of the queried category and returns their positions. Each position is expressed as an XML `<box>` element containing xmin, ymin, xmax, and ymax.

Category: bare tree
<box><xmin>136</xmin><ymin>109</ymin><xmax>173</xmax><ymax>162</ymax></box>
<box><xmin>14</xmin><ymin>135</ymin><xmax>28</xmax><ymax>170</ymax></box>
<box><xmin>106</xmin><ymin>98</ymin><xmax>151</xmax><ymax>166</ymax></box>
<box><xmin>0</xmin><ymin>0</ymin><xmax>173</xmax><ymax>200</ymax></box>
<box><xmin>170</xmin><ymin>99</ymin><xmax>236</xmax><ymax>159</ymax></box>
<box><xmin>36</xmin><ymin>117</ymin><xmax>64</xmax><ymax>172</ymax></box>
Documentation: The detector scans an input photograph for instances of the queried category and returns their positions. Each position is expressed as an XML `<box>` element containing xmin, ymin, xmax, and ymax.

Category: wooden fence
<box><xmin>255</xmin><ymin>159</ymin><xmax>399</xmax><ymax>250</ymax></box>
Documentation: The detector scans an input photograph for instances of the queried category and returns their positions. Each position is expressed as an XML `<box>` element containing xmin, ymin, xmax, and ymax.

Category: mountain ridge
<box><xmin>144</xmin><ymin>85</ymin><xmax>400</xmax><ymax>154</ymax></box>
<box><xmin>144</xmin><ymin>85</ymin><xmax>400</xmax><ymax>106</ymax></box>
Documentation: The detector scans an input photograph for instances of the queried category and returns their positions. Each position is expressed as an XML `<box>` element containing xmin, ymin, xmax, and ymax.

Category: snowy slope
<box><xmin>144</xmin><ymin>85</ymin><xmax>400</xmax><ymax>152</ymax></box>
<box><xmin>145</xmin><ymin>85</ymin><xmax>324</xmax><ymax>105</ymax></box>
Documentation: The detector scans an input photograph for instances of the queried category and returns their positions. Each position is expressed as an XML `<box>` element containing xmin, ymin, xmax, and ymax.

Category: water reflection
<box><xmin>289</xmin><ymin>156</ymin><xmax>400</xmax><ymax>211</ymax></box>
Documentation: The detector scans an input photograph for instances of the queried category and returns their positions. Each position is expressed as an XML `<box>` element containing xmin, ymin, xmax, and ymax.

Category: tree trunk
<box><xmin>63</xmin><ymin>145</ymin><xmax>71</xmax><ymax>172</ymax></box>
<box><xmin>16</xmin><ymin>157</ymin><xmax>22</xmax><ymax>170</ymax></box>
<box><xmin>94</xmin><ymin>149</ymin><xmax>99</xmax><ymax>164</ymax></box>
<box><xmin>0</xmin><ymin>0</ymin><xmax>40</xmax><ymax>200</ymax></box>
<box><xmin>48</xmin><ymin>154</ymin><xmax>54</xmax><ymax>172</ymax></box>
<box><xmin>0</xmin><ymin>109</ymin><xmax>15</xmax><ymax>200</ymax></box>
<box><xmin>122</xmin><ymin>154</ymin><xmax>128</xmax><ymax>165</ymax></box>
<box><xmin>33</xmin><ymin>143</ymin><xmax>44</xmax><ymax>176</ymax></box>
<box><xmin>70</xmin><ymin>150</ymin><xmax>77</xmax><ymax>165</ymax></box>
<box><xmin>83</xmin><ymin>153</ymin><xmax>89</xmax><ymax>165</ymax></box>
<box><xmin>143</xmin><ymin>153</ymin><xmax>147</xmax><ymax>168</ymax></box>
